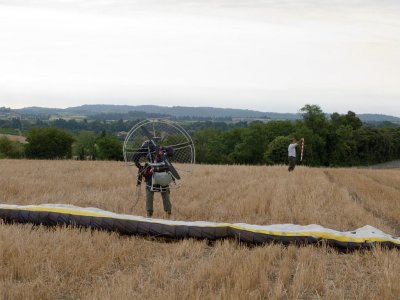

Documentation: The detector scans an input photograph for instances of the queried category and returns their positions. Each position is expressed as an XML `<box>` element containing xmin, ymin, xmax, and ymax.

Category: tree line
<box><xmin>0</xmin><ymin>118</ymin><xmax>140</xmax><ymax>134</ymax></box>
<box><xmin>0</xmin><ymin>129</ymin><xmax>123</xmax><ymax>160</ymax></box>
<box><xmin>1</xmin><ymin>104</ymin><xmax>400</xmax><ymax>166</ymax></box>
<box><xmin>193</xmin><ymin>105</ymin><xmax>400</xmax><ymax>166</ymax></box>
<box><xmin>0</xmin><ymin>116</ymin><xmax>248</xmax><ymax>135</ymax></box>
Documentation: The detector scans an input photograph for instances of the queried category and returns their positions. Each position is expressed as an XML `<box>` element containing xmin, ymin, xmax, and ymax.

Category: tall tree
<box><xmin>72</xmin><ymin>131</ymin><xmax>97</xmax><ymax>160</ymax></box>
<box><xmin>229</xmin><ymin>123</ymin><xmax>269</xmax><ymax>164</ymax></box>
<box><xmin>331</xmin><ymin>125</ymin><xmax>357</xmax><ymax>166</ymax></box>
<box><xmin>193</xmin><ymin>128</ymin><xmax>226</xmax><ymax>164</ymax></box>
<box><xmin>300</xmin><ymin>104</ymin><xmax>328</xmax><ymax>135</ymax></box>
<box><xmin>25</xmin><ymin>128</ymin><xmax>74</xmax><ymax>159</ymax></box>
<box><xmin>299</xmin><ymin>104</ymin><xmax>329</xmax><ymax>165</ymax></box>
<box><xmin>95</xmin><ymin>133</ymin><xmax>123</xmax><ymax>161</ymax></box>
<box><xmin>263</xmin><ymin>136</ymin><xmax>291</xmax><ymax>165</ymax></box>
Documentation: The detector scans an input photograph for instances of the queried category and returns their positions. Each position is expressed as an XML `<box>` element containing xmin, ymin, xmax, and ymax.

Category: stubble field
<box><xmin>0</xmin><ymin>159</ymin><xmax>399</xmax><ymax>299</ymax></box>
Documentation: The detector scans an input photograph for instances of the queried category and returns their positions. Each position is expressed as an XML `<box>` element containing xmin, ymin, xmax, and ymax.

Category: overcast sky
<box><xmin>0</xmin><ymin>0</ymin><xmax>399</xmax><ymax>115</ymax></box>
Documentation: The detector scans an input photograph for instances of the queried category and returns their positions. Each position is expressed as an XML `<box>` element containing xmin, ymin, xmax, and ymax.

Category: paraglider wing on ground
<box><xmin>0</xmin><ymin>204</ymin><xmax>399</xmax><ymax>250</ymax></box>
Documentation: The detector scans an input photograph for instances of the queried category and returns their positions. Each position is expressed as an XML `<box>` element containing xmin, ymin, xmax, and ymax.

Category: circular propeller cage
<box><xmin>123</xmin><ymin>119</ymin><xmax>195</xmax><ymax>189</ymax></box>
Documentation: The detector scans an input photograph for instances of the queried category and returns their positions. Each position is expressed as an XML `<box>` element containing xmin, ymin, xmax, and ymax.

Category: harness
<box><xmin>135</xmin><ymin>141</ymin><xmax>175</xmax><ymax>192</ymax></box>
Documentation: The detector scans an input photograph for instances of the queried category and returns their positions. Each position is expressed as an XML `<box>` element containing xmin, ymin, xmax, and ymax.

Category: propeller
<box><xmin>139</xmin><ymin>122</ymin><xmax>181</xmax><ymax>179</ymax></box>
<box><xmin>163</xmin><ymin>155</ymin><xmax>181</xmax><ymax>180</ymax></box>
<box><xmin>123</xmin><ymin>119</ymin><xmax>195</xmax><ymax>192</ymax></box>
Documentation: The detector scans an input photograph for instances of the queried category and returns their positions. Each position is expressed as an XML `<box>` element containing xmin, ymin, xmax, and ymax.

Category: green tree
<box><xmin>353</xmin><ymin>127</ymin><xmax>392</xmax><ymax>165</ymax></box>
<box><xmin>25</xmin><ymin>128</ymin><xmax>74</xmax><ymax>159</ymax></box>
<box><xmin>331</xmin><ymin>125</ymin><xmax>357</xmax><ymax>166</ymax></box>
<box><xmin>331</xmin><ymin>111</ymin><xmax>362</xmax><ymax>130</ymax></box>
<box><xmin>221</xmin><ymin>128</ymin><xmax>243</xmax><ymax>163</ymax></box>
<box><xmin>95</xmin><ymin>132</ymin><xmax>123</xmax><ymax>160</ymax></box>
<box><xmin>0</xmin><ymin>137</ymin><xmax>25</xmax><ymax>158</ymax></box>
<box><xmin>300</xmin><ymin>104</ymin><xmax>328</xmax><ymax>135</ymax></box>
<box><xmin>344</xmin><ymin>111</ymin><xmax>363</xmax><ymax>130</ymax></box>
<box><xmin>72</xmin><ymin>131</ymin><xmax>97</xmax><ymax>160</ymax></box>
<box><xmin>193</xmin><ymin>128</ymin><xmax>225</xmax><ymax>164</ymax></box>
<box><xmin>299</xmin><ymin>104</ymin><xmax>329</xmax><ymax>165</ymax></box>
<box><xmin>384</xmin><ymin>128</ymin><xmax>400</xmax><ymax>160</ymax></box>
<box><xmin>263</xmin><ymin>121</ymin><xmax>295</xmax><ymax>142</ymax></box>
<box><xmin>263</xmin><ymin>136</ymin><xmax>291</xmax><ymax>165</ymax></box>
<box><xmin>229</xmin><ymin>124</ymin><xmax>268</xmax><ymax>164</ymax></box>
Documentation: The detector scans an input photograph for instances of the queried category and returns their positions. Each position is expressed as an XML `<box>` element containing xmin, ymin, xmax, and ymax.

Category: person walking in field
<box><xmin>288</xmin><ymin>138</ymin><xmax>304</xmax><ymax>172</ymax></box>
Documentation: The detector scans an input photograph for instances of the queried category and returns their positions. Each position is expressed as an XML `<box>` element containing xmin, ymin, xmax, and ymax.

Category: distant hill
<box><xmin>355</xmin><ymin>114</ymin><xmax>400</xmax><ymax>123</ymax></box>
<box><xmin>14</xmin><ymin>104</ymin><xmax>296</xmax><ymax>119</ymax></box>
<box><xmin>15</xmin><ymin>106</ymin><xmax>64</xmax><ymax>115</ymax></box>
<box><xmin>64</xmin><ymin>105</ymin><xmax>272</xmax><ymax>118</ymax></box>
<box><xmin>11</xmin><ymin>104</ymin><xmax>400</xmax><ymax>123</ymax></box>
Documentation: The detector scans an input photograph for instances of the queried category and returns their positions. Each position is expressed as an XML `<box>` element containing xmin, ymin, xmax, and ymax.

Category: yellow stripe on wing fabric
<box><xmin>0</xmin><ymin>206</ymin><xmax>110</xmax><ymax>218</ymax></box>
<box><xmin>229</xmin><ymin>225</ymin><xmax>400</xmax><ymax>245</ymax></box>
<box><xmin>0</xmin><ymin>206</ymin><xmax>227</xmax><ymax>227</ymax></box>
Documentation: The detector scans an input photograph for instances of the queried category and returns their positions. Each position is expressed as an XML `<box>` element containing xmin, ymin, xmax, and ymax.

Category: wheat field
<box><xmin>0</xmin><ymin>134</ymin><xmax>27</xmax><ymax>144</ymax></box>
<box><xmin>0</xmin><ymin>159</ymin><xmax>399</xmax><ymax>299</ymax></box>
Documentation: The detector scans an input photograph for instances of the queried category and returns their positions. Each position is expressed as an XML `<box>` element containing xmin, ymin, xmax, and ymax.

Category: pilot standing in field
<box><xmin>133</xmin><ymin>140</ymin><xmax>172</xmax><ymax>219</ymax></box>
<box><xmin>142</xmin><ymin>148</ymin><xmax>172</xmax><ymax>219</ymax></box>
<box><xmin>288</xmin><ymin>138</ymin><xmax>304</xmax><ymax>172</ymax></box>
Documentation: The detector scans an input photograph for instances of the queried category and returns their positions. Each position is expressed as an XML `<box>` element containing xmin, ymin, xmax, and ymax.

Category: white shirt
<box><xmin>288</xmin><ymin>143</ymin><xmax>297</xmax><ymax>157</ymax></box>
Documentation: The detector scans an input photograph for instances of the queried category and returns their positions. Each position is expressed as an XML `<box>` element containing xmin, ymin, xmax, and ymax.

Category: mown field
<box><xmin>0</xmin><ymin>133</ymin><xmax>27</xmax><ymax>144</ymax></box>
<box><xmin>0</xmin><ymin>159</ymin><xmax>399</xmax><ymax>299</ymax></box>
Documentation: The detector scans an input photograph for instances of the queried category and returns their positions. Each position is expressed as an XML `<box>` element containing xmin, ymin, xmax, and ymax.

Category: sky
<box><xmin>0</xmin><ymin>0</ymin><xmax>399</xmax><ymax>115</ymax></box>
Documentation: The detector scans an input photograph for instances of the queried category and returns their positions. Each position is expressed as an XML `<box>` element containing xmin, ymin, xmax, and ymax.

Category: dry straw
<box><xmin>0</xmin><ymin>159</ymin><xmax>399</xmax><ymax>299</ymax></box>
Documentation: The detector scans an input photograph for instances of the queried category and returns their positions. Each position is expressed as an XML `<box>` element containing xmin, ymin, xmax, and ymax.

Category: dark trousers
<box><xmin>288</xmin><ymin>156</ymin><xmax>296</xmax><ymax>172</ymax></box>
<box><xmin>146</xmin><ymin>188</ymin><xmax>171</xmax><ymax>216</ymax></box>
